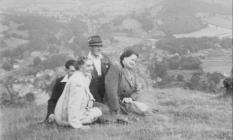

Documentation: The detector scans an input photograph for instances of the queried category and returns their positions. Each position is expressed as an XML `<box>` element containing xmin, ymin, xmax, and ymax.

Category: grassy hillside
<box><xmin>1</xmin><ymin>88</ymin><xmax>232</xmax><ymax>140</ymax></box>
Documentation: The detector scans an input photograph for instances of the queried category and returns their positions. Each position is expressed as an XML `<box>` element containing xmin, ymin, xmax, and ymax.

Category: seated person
<box><xmin>45</xmin><ymin>59</ymin><xmax>76</xmax><ymax>123</ymax></box>
<box><xmin>104</xmin><ymin>49</ymin><xmax>149</xmax><ymax>116</ymax></box>
<box><xmin>54</xmin><ymin>56</ymin><xmax>102</xmax><ymax>129</ymax></box>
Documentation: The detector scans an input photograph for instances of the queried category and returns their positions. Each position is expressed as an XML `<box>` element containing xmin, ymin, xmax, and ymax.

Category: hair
<box><xmin>65</xmin><ymin>59</ymin><xmax>76</xmax><ymax>69</ymax></box>
<box><xmin>120</xmin><ymin>49</ymin><xmax>139</xmax><ymax>67</ymax></box>
<box><xmin>75</xmin><ymin>56</ymin><xmax>88</xmax><ymax>70</ymax></box>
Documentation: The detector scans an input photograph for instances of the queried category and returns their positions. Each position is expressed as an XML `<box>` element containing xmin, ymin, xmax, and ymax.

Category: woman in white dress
<box><xmin>54</xmin><ymin>56</ymin><xmax>102</xmax><ymax>129</ymax></box>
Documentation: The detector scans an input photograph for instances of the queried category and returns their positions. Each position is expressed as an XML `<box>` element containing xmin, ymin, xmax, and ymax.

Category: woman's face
<box><xmin>123</xmin><ymin>54</ymin><xmax>138</xmax><ymax>69</ymax></box>
<box><xmin>80</xmin><ymin>59</ymin><xmax>93</xmax><ymax>75</ymax></box>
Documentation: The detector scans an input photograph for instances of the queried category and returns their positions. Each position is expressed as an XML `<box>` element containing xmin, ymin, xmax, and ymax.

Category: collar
<box><xmin>60</xmin><ymin>75</ymin><xmax>69</xmax><ymax>83</ymax></box>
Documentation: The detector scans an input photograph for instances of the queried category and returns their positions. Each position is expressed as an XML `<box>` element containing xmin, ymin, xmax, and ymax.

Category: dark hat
<box><xmin>88</xmin><ymin>35</ymin><xmax>103</xmax><ymax>47</ymax></box>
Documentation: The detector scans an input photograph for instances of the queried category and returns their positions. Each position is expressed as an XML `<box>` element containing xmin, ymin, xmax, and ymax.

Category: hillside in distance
<box><xmin>0</xmin><ymin>0</ymin><xmax>231</xmax><ymax>106</ymax></box>
<box><xmin>0</xmin><ymin>0</ymin><xmax>231</xmax><ymax>34</ymax></box>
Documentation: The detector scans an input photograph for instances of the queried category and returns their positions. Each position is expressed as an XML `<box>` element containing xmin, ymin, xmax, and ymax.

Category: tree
<box><xmin>167</xmin><ymin>56</ymin><xmax>181</xmax><ymax>69</ymax></box>
<box><xmin>207</xmin><ymin>72</ymin><xmax>224</xmax><ymax>85</ymax></box>
<box><xmin>33</xmin><ymin>57</ymin><xmax>42</xmax><ymax>66</ymax></box>
<box><xmin>69</xmin><ymin>17</ymin><xmax>87</xmax><ymax>36</ymax></box>
<box><xmin>149</xmin><ymin>60</ymin><xmax>168</xmax><ymax>79</ymax></box>
<box><xmin>136</xmin><ymin>11</ymin><xmax>154</xmax><ymax>32</ymax></box>
<box><xmin>180</xmin><ymin>57</ymin><xmax>202</xmax><ymax>70</ymax></box>
<box><xmin>220</xmin><ymin>38</ymin><xmax>232</xmax><ymax>49</ymax></box>
<box><xmin>0</xmin><ymin>76</ymin><xmax>17</xmax><ymax>104</ymax></box>
<box><xmin>223</xmin><ymin>77</ymin><xmax>232</xmax><ymax>96</ymax></box>
<box><xmin>177</xmin><ymin>74</ymin><xmax>184</xmax><ymax>81</ymax></box>
<box><xmin>42</xmin><ymin>54</ymin><xmax>71</xmax><ymax>69</ymax></box>
<box><xmin>2</xmin><ymin>61</ymin><xmax>13</xmax><ymax>71</ymax></box>
<box><xmin>189</xmin><ymin>73</ymin><xmax>201</xmax><ymax>89</ymax></box>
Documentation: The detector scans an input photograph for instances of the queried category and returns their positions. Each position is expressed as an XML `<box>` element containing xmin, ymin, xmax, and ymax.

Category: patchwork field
<box><xmin>1</xmin><ymin>88</ymin><xmax>232</xmax><ymax>140</ymax></box>
<box><xmin>202</xmin><ymin>49</ymin><xmax>232</xmax><ymax>76</ymax></box>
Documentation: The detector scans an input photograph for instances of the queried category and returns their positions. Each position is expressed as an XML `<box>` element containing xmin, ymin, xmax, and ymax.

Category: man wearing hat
<box><xmin>88</xmin><ymin>35</ymin><xmax>111</xmax><ymax>103</ymax></box>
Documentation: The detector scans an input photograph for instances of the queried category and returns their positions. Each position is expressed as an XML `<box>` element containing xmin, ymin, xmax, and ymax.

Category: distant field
<box><xmin>199</xmin><ymin>0</ymin><xmax>232</xmax><ymax>7</ymax></box>
<box><xmin>174</xmin><ymin>24</ymin><xmax>232</xmax><ymax>38</ymax></box>
<box><xmin>203</xmin><ymin>15</ymin><xmax>232</xmax><ymax>29</ymax></box>
<box><xmin>1</xmin><ymin>88</ymin><xmax>232</xmax><ymax>140</ymax></box>
<box><xmin>202</xmin><ymin>49</ymin><xmax>232</xmax><ymax>76</ymax></box>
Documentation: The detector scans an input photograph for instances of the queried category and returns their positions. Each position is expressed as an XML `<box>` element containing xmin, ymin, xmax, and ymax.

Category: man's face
<box><xmin>90</xmin><ymin>46</ymin><xmax>102</xmax><ymax>57</ymax></box>
<box><xmin>67</xmin><ymin>65</ymin><xmax>76</xmax><ymax>77</ymax></box>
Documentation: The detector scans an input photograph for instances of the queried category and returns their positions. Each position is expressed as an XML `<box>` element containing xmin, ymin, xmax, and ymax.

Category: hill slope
<box><xmin>1</xmin><ymin>88</ymin><xmax>232</xmax><ymax>140</ymax></box>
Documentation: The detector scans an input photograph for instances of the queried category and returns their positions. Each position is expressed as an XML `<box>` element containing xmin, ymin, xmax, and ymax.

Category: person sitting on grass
<box><xmin>104</xmin><ymin>49</ymin><xmax>149</xmax><ymax>116</ymax></box>
<box><xmin>45</xmin><ymin>59</ymin><xmax>76</xmax><ymax>123</ymax></box>
<box><xmin>54</xmin><ymin>56</ymin><xmax>102</xmax><ymax>129</ymax></box>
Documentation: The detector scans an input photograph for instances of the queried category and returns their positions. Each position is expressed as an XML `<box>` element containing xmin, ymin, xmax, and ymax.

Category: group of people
<box><xmin>44</xmin><ymin>35</ymin><xmax>150</xmax><ymax>129</ymax></box>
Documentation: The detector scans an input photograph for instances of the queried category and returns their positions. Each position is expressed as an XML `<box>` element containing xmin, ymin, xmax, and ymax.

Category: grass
<box><xmin>1</xmin><ymin>88</ymin><xmax>232</xmax><ymax>140</ymax></box>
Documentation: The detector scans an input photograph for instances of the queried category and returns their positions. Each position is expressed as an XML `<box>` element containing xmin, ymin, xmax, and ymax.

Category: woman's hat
<box><xmin>88</xmin><ymin>35</ymin><xmax>103</xmax><ymax>47</ymax></box>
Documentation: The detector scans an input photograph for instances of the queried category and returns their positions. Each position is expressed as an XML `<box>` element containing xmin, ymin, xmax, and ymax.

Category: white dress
<box><xmin>54</xmin><ymin>71</ymin><xmax>102</xmax><ymax>128</ymax></box>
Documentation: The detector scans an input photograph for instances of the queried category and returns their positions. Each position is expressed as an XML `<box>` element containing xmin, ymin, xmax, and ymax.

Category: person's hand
<box><xmin>47</xmin><ymin>114</ymin><xmax>55</xmax><ymax>123</ymax></box>
<box><xmin>87</xmin><ymin>100</ymin><xmax>94</xmax><ymax>108</ymax></box>
<box><xmin>122</xmin><ymin>97</ymin><xmax>133</xmax><ymax>104</ymax></box>
<box><xmin>80</xmin><ymin>125</ymin><xmax>90</xmax><ymax>130</ymax></box>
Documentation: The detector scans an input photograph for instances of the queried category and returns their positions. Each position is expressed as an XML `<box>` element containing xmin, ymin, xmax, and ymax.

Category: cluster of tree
<box><xmin>110</xmin><ymin>10</ymin><xmax>154</xmax><ymax>33</ymax></box>
<box><xmin>156</xmin><ymin>36</ymin><xmax>227</xmax><ymax>55</ymax></box>
<box><xmin>157</xmin><ymin>0</ymin><xmax>205</xmax><ymax>34</ymax></box>
<box><xmin>32</xmin><ymin>54</ymin><xmax>71</xmax><ymax>70</ymax></box>
<box><xmin>149</xmin><ymin>59</ymin><xmax>225</xmax><ymax>93</ymax></box>
<box><xmin>2</xmin><ymin>14</ymin><xmax>88</xmax><ymax>58</ymax></box>
<box><xmin>165</xmin><ymin>56</ymin><xmax>202</xmax><ymax>70</ymax></box>
<box><xmin>184</xmin><ymin>72</ymin><xmax>225</xmax><ymax>93</ymax></box>
<box><xmin>149</xmin><ymin>55</ymin><xmax>201</xmax><ymax>77</ymax></box>
<box><xmin>220</xmin><ymin>38</ymin><xmax>232</xmax><ymax>49</ymax></box>
<box><xmin>132</xmin><ymin>11</ymin><xmax>154</xmax><ymax>32</ymax></box>
<box><xmin>0</xmin><ymin>45</ymin><xmax>29</xmax><ymax>60</ymax></box>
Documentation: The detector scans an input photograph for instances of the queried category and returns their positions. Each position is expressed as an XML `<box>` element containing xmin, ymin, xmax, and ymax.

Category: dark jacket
<box><xmin>89</xmin><ymin>54</ymin><xmax>111</xmax><ymax>103</ymax></box>
<box><xmin>45</xmin><ymin>76</ymin><xmax>66</xmax><ymax>119</ymax></box>
<box><xmin>104</xmin><ymin>64</ymin><xmax>139</xmax><ymax>113</ymax></box>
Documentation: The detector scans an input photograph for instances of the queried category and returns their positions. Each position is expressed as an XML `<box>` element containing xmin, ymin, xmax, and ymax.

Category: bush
<box><xmin>2</xmin><ymin>61</ymin><xmax>13</xmax><ymax>71</ymax></box>
<box><xmin>180</xmin><ymin>57</ymin><xmax>201</xmax><ymax>70</ymax></box>
<box><xmin>42</xmin><ymin>54</ymin><xmax>70</xmax><ymax>69</ymax></box>
<box><xmin>33</xmin><ymin>57</ymin><xmax>42</xmax><ymax>66</ymax></box>
<box><xmin>149</xmin><ymin>60</ymin><xmax>168</xmax><ymax>79</ymax></box>
<box><xmin>24</xmin><ymin>92</ymin><xmax>35</xmax><ymax>102</ymax></box>
<box><xmin>167</xmin><ymin>56</ymin><xmax>181</xmax><ymax>69</ymax></box>
<box><xmin>220</xmin><ymin>38</ymin><xmax>232</xmax><ymax>49</ymax></box>
<box><xmin>156</xmin><ymin>37</ymin><xmax>220</xmax><ymax>55</ymax></box>
<box><xmin>135</xmin><ymin>11</ymin><xmax>154</xmax><ymax>32</ymax></box>
<box><xmin>177</xmin><ymin>74</ymin><xmax>184</xmax><ymax>81</ymax></box>
<box><xmin>189</xmin><ymin>73</ymin><xmax>201</xmax><ymax>89</ymax></box>
<box><xmin>207</xmin><ymin>72</ymin><xmax>224</xmax><ymax>85</ymax></box>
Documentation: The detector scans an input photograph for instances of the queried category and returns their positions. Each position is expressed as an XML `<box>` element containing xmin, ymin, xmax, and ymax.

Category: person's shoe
<box><xmin>95</xmin><ymin>117</ymin><xmax>110</xmax><ymax>124</ymax></box>
<box><xmin>115</xmin><ymin>116</ymin><xmax>129</xmax><ymax>125</ymax></box>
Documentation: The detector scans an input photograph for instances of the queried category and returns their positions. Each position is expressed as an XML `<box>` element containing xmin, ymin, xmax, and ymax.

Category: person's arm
<box><xmin>130</xmin><ymin>93</ymin><xmax>139</xmax><ymax>101</ymax></box>
<box><xmin>130</xmin><ymin>73</ymin><xmax>141</xmax><ymax>101</ymax></box>
<box><xmin>105</xmin><ymin>65</ymin><xmax>121</xmax><ymax>113</ymax></box>
<box><xmin>46</xmin><ymin>78</ymin><xmax>62</xmax><ymax>119</ymax></box>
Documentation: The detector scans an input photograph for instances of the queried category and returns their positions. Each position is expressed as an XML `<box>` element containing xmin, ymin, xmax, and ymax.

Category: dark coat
<box><xmin>89</xmin><ymin>54</ymin><xmax>111</xmax><ymax>103</ymax></box>
<box><xmin>104</xmin><ymin>64</ymin><xmax>139</xmax><ymax>113</ymax></box>
<box><xmin>45</xmin><ymin>76</ymin><xmax>66</xmax><ymax>119</ymax></box>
